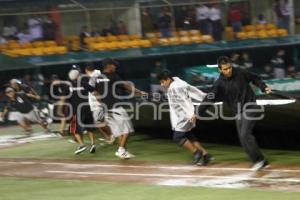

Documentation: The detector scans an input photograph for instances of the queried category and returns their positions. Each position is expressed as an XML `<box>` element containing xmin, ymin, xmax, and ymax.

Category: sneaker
<box><xmin>115</xmin><ymin>151</ymin><xmax>135</xmax><ymax>159</ymax></box>
<box><xmin>89</xmin><ymin>144</ymin><xmax>96</xmax><ymax>154</ymax></box>
<box><xmin>192</xmin><ymin>150</ymin><xmax>203</xmax><ymax>165</ymax></box>
<box><xmin>74</xmin><ymin>145</ymin><xmax>87</xmax><ymax>155</ymax></box>
<box><xmin>68</xmin><ymin>138</ymin><xmax>77</xmax><ymax>144</ymax></box>
<box><xmin>202</xmin><ymin>153</ymin><xmax>214</xmax><ymax>166</ymax></box>
<box><xmin>251</xmin><ymin>160</ymin><xmax>270</xmax><ymax>171</ymax></box>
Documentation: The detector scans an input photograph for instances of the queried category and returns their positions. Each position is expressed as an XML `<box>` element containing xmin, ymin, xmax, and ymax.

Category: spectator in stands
<box><xmin>101</xmin><ymin>24</ymin><xmax>113</xmax><ymax>36</ymax></box>
<box><xmin>274</xmin><ymin>0</ymin><xmax>284</xmax><ymax>29</ymax></box>
<box><xmin>175</xmin><ymin>6</ymin><xmax>188</xmax><ymax>29</ymax></box>
<box><xmin>240</xmin><ymin>52</ymin><xmax>253</xmax><ymax>69</ymax></box>
<box><xmin>28</xmin><ymin>15</ymin><xmax>43</xmax><ymax>41</ymax></box>
<box><xmin>260</xmin><ymin>64</ymin><xmax>274</xmax><ymax>80</ymax></box>
<box><xmin>150</xmin><ymin>60</ymin><xmax>167</xmax><ymax>99</ymax></box>
<box><xmin>196</xmin><ymin>4</ymin><xmax>210</xmax><ymax>34</ymax></box>
<box><xmin>280</xmin><ymin>0</ymin><xmax>291</xmax><ymax>32</ymax></box>
<box><xmin>208</xmin><ymin>4</ymin><xmax>223</xmax><ymax>41</ymax></box>
<box><xmin>257</xmin><ymin>14</ymin><xmax>267</xmax><ymax>25</ymax></box>
<box><xmin>90</xmin><ymin>27</ymin><xmax>100</xmax><ymax>37</ymax></box>
<box><xmin>116</xmin><ymin>21</ymin><xmax>128</xmax><ymax>35</ymax></box>
<box><xmin>79</xmin><ymin>26</ymin><xmax>90</xmax><ymax>48</ymax></box>
<box><xmin>42</xmin><ymin>16</ymin><xmax>56</xmax><ymax>40</ymax></box>
<box><xmin>16</xmin><ymin>29</ymin><xmax>31</xmax><ymax>43</ymax></box>
<box><xmin>230</xmin><ymin>52</ymin><xmax>241</xmax><ymax>68</ymax></box>
<box><xmin>0</xmin><ymin>34</ymin><xmax>7</xmax><ymax>44</ymax></box>
<box><xmin>271</xmin><ymin>49</ymin><xmax>286</xmax><ymax>79</ymax></box>
<box><xmin>141</xmin><ymin>8</ymin><xmax>154</xmax><ymax>35</ymax></box>
<box><xmin>228</xmin><ymin>3</ymin><xmax>242</xmax><ymax>39</ymax></box>
<box><xmin>286</xmin><ymin>65</ymin><xmax>297</xmax><ymax>78</ymax></box>
<box><xmin>176</xmin><ymin>6</ymin><xmax>196</xmax><ymax>30</ymax></box>
<box><xmin>2</xmin><ymin>24</ymin><xmax>17</xmax><ymax>40</ymax></box>
<box><xmin>157</xmin><ymin>8</ymin><xmax>172</xmax><ymax>38</ymax></box>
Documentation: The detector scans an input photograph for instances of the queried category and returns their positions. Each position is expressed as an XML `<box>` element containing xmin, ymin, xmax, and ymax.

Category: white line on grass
<box><xmin>2</xmin><ymin>160</ymin><xmax>300</xmax><ymax>173</ymax></box>
<box><xmin>47</xmin><ymin>170</ymin><xmax>300</xmax><ymax>183</ymax></box>
<box><xmin>41</xmin><ymin>162</ymin><xmax>300</xmax><ymax>173</ymax></box>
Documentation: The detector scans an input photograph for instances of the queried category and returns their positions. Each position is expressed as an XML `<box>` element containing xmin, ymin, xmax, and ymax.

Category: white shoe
<box><xmin>115</xmin><ymin>151</ymin><xmax>135</xmax><ymax>159</ymax></box>
<box><xmin>251</xmin><ymin>160</ymin><xmax>270</xmax><ymax>171</ymax></box>
<box><xmin>74</xmin><ymin>146</ymin><xmax>87</xmax><ymax>155</ymax></box>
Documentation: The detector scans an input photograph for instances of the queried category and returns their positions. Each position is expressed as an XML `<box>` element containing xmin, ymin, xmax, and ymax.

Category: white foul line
<box><xmin>47</xmin><ymin>170</ymin><xmax>300</xmax><ymax>183</ymax></box>
<box><xmin>40</xmin><ymin>162</ymin><xmax>300</xmax><ymax>173</ymax></box>
<box><xmin>2</xmin><ymin>160</ymin><xmax>300</xmax><ymax>173</ymax></box>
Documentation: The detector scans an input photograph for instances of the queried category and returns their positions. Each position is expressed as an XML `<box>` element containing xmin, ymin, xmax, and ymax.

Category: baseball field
<box><xmin>0</xmin><ymin>124</ymin><xmax>299</xmax><ymax>200</ymax></box>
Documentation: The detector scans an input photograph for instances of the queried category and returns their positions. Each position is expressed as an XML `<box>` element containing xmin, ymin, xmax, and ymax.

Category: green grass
<box><xmin>0</xmin><ymin>125</ymin><xmax>299</xmax><ymax>200</ymax></box>
<box><xmin>0</xmin><ymin>177</ymin><xmax>299</xmax><ymax>200</ymax></box>
<box><xmin>0</xmin><ymin>125</ymin><xmax>299</xmax><ymax>164</ymax></box>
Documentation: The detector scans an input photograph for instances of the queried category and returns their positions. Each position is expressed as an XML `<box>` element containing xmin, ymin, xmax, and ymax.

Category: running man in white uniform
<box><xmin>157</xmin><ymin>70</ymin><xmax>213</xmax><ymax>165</ymax></box>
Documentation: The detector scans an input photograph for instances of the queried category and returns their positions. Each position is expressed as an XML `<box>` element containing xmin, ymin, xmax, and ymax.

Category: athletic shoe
<box><xmin>251</xmin><ymin>160</ymin><xmax>270</xmax><ymax>171</ymax></box>
<box><xmin>68</xmin><ymin>138</ymin><xmax>77</xmax><ymax>144</ymax></box>
<box><xmin>202</xmin><ymin>153</ymin><xmax>214</xmax><ymax>165</ymax></box>
<box><xmin>115</xmin><ymin>151</ymin><xmax>135</xmax><ymax>159</ymax></box>
<box><xmin>89</xmin><ymin>144</ymin><xmax>96</xmax><ymax>154</ymax></box>
<box><xmin>192</xmin><ymin>150</ymin><xmax>203</xmax><ymax>165</ymax></box>
<box><xmin>74</xmin><ymin>145</ymin><xmax>87</xmax><ymax>155</ymax></box>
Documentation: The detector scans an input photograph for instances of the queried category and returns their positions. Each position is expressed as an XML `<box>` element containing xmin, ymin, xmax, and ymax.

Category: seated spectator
<box><xmin>257</xmin><ymin>14</ymin><xmax>267</xmax><ymax>25</ymax></box>
<box><xmin>101</xmin><ymin>24</ymin><xmax>113</xmax><ymax>36</ymax></box>
<box><xmin>0</xmin><ymin>34</ymin><xmax>7</xmax><ymax>44</ymax></box>
<box><xmin>16</xmin><ymin>29</ymin><xmax>31</xmax><ymax>43</ymax></box>
<box><xmin>2</xmin><ymin>25</ymin><xmax>17</xmax><ymax>40</ymax></box>
<box><xmin>260</xmin><ymin>64</ymin><xmax>274</xmax><ymax>80</ymax></box>
<box><xmin>286</xmin><ymin>65</ymin><xmax>297</xmax><ymax>78</ymax></box>
<box><xmin>116</xmin><ymin>21</ymin><xmax>128</xmax><ymax>35</ymax></box>
<box><xmin>90</xmin><ymin>28</ymin><xmax>100</xmax><ymax>37</ymax></box>
<box><xmin>79</xmin><ymin>26</ymin><xmax>90</xmax><ymax>47</ymax></box>
<box><xmin>240</xmin><ymin>52</ymin><xmax>253</xmax><ymax>69</ymax></box>
<box><xmin>150</xmin><ymin>61</ymin><xmax>167</xmax><ymax>99</ymax></box>
<box><xmin>271</xmin><ymin>49</ymin><xmax>286</xmax><ymax>79</ymax></box>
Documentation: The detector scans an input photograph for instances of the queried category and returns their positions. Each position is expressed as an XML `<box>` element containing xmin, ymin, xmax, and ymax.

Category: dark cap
<box><xmin>102</xmin><ymin>58</ymin><xmax>119</xmax><ymax>67</ymax></box>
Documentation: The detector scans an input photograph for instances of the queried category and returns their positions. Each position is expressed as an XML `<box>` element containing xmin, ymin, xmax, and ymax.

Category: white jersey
<box><xmin>88</xmin><ymin>70</ymin><xmax>102</xmax><ymax>111</ymax></box>
<box><xmin>167</xmin><ymin>77</ymin><xmax>206</xmax><ymax>132</ymax></box>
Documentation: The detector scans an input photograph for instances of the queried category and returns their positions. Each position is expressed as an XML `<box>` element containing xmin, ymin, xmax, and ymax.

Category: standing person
<box><xmin>97</xmin><ymin>58</ymin><xmax>147</xmax><ymax>159</ymax></box>
<box><xmin>84</xmin><ymin>66</ymin><xmax>115</xmax><ymax>144</ymax></box>
<box><xmin>197</xmin><ymin>56</ymin><xmax>272</xmax><ymax>171</ymax></box>
<box><xmin>150</xmin><ymin>60</ymin><xmax>167</xmax><ymax>99</ymax></box>
<box><xmin>196</xmin><ymin>4</ymin><xmax>210</xmax><ymax>34</ymax></box>
<box><xmin>271</xmin><ymin>49</ymin><xmax>286</xmax><ymax>79</ymax></box>
<box><xmin>157</xmin><ymin>71</ymin><xmax>213</xmax><ymax>165</ymax></box>
<box><xmin>228</xmin><ymin>4</ymin><xmax>242</xmax><ymax>39</ymax></box>
<box><xmin>1</xmin><ymin>88</ymin><xmax>49</xmax><ymax>135</ymax></box>
<box><xmin>157</xmin><ymin>8</ymin><xmax>172</xmax><ymax>38</ymax></box>
<box><xmin>208</xmin><ymin>4</ymin><xmax>223</xmax><ymax>41</ymax></box>
<box><xmin>66</xmin><ymin>68</ymin><xmax>97</xmax><ymax>154</ymax></box>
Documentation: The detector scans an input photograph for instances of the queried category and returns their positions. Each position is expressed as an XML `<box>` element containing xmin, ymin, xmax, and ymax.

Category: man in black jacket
<box><xmin>198</xmin><ymin>56</ymin><xmax>272</xmax><ymax>171</ymax></box>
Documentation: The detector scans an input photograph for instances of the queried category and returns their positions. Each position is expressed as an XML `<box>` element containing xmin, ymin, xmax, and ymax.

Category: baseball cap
<box><xmin>102</xmin><ymin>58</ymin><xmax>119</xmax><ymax>67</ymax></box>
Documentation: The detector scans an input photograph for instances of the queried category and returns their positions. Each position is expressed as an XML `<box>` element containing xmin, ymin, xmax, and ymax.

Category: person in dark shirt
<box><xmin>1</xmin><ymin>87</ymin><xmax>49</xmax><ymax>135</ymax></box>
<box><xmin>95</xmin><ymin>58</ymin><xmax>147</xmax><ymax>159</ymax></box>
<box><xmin>65</xmin><ymin>68</ymin><xmax>97</xmax><ymax>155</ymax></box>
<box><xmin>197</xmin><ymin>56</ymin><xmax>272</xmax><ymax>171</ymax></box>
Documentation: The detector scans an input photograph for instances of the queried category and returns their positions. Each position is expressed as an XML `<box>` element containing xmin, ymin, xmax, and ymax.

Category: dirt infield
<box><xmin>0</xmin><ymin>158</ymin><xmax>299</xmax><ymax>191</ymax></box>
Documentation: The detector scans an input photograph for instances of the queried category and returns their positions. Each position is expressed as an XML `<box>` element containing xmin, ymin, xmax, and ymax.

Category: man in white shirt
<box><xmin>28</xmin><ymin>16</ymin><xmax>43</xmax><ymax>41</ymax></box>
<box><xmin>158</xmin><ymin>70</ymin><xmax>213</xmax><ymax>165</ymax></box>
<box><xmin>196</xmin><ymin>4</ymin><xmax>210</xmax><ymax>34</ymax></box>
<box><xmin>208</xmin><ymin>4</ymin><xmax>223</xmax><ymax>41</ymax></box>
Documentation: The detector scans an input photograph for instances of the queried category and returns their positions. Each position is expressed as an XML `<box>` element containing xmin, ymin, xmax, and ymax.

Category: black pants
<box><xmin>235</xmin><ymin>113</ymin><xmax>265</xmax><ymax>163</ymax></box>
